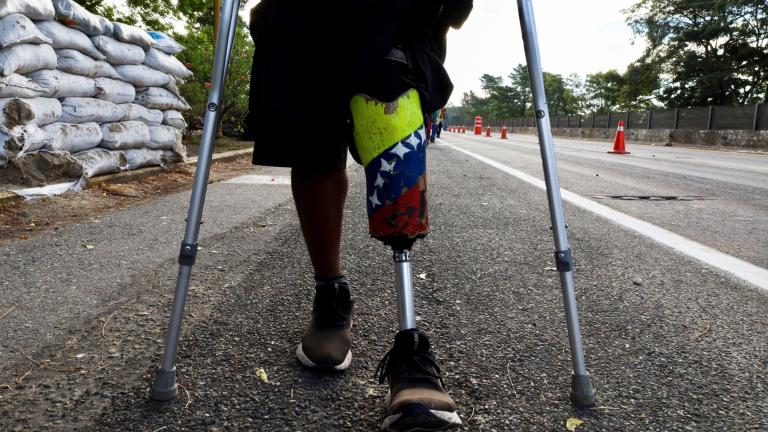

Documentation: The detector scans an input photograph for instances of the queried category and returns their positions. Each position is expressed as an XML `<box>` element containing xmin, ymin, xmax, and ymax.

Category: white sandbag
<box><xmin>73</xmin><ymin>147</ymin><xmax>127</xmax><ymax>177</ymax></box>
<box><xmin>36</xmin><ymin>21</ymin><xmax>105</xmax><ymax>61</ymax></box>
<box><xmin>0</xmin><ymin>97</ymin><xmax>61</xmax><ymax>131</ymax></box>
<box><xmin>121</xmin><ymin>147</ymin><xmax>168</xmax><ymax>169</ymax></box>
<box><xmin>59</xmin><ymin>97</ymin><xmax>125</xmax><ymax>124</ymax></box>
<box><xmin>0</xmin><ymin>0</ymin><xmax>55</xmax><ymax>21</ymax></box>
<box><xmin>147</xmin><ymin>124</ymin><xmax>181</xmax><ymax>149</ymax></box>
<box><xmin>147</xmin><ymin>31</ymin><xmax>184</xmax><ymax>54</ymax></box>
<box><xmin>163</xmin><ymin>147</ymin><xmax>185</xmax><ymax>161</ymax></box>
<box><xmin>55</xmin><ymin>49</ymin><xmax>120</xmax><ymax>79</ymax></box>
<box><xmin>0</xmin><ymin>14</ymin><xmax>53</xmax><ymax>49</ymax></box>
<box><xmin>100</xmin><ymin>120</ymin><xmax>149</xmax><ymax>150</ymax></box>
<box><xmin>51</xmin><ymin>0</ymin><xmax>109</xmax><ymax>36</ymax></box>
<box><xmin>24</xmin><ymin>98</ymin><xmax>62</xmax><ymax>126</ymax></box>
<box><xmin>114</xmin><ymin>64</ymin><xmax>171</xmax><ymax>87</ymax></box>
<box><xmin>120</xmin><ymin>103</ymin><xmax>163</xmax><ymax>126</ymax></box>
<box><xmin>112</xmin><ymin>22</ymin><xmax>153</xmax><ymax>51</ymax></box>
<box><xmin>135</xmin><ymin>87</ymin><xmax>190</xmax><ymax>111</ymax></box>
<box><xmin>91</xmin><ymin>36</ymin><xmax>144</xmax><ymax>65</ymax></box>
<box><xmin>0</xmin><ymin>133</ymin><xmax>8</xmax><ymax>165</ymax></box>
<box><xmin>94</xmin><ymin>77</ymin><xmax>135</xmax><ymax>104</ymax></box>
<box><xmin>0</xmin><ymin>123</ymin><xmax>53</xmax><ymax>156</ymax></box>
<box><xmin>143</xmin><ymin>48</ymin><xmax>192</xmax><ymax>78</ymax></box>
<box><xmin>0</xmin><ymin>74</ymin><xmax>47</xmax><ymax>98</ymax></box>
<box><xmin>163</xmin><ymin>110</ymin><xmax>187</xmax><ymax>130</ymax></box>
<box><xmin>0</xmin><ymin>43</ymin><xmax>57</xmax><ymax>77</ymax></box>
<box><xmin>42</xmin><ymin>121</ymin><xmax>103</xmax><ymax>153</ymax></box>
<box><xmin>26</xmin><ymin>70</ymin><xmax>98</xmax><ymax>98</ymax></box>
<box><xmin>163</xmin><ymin>76</ymin><xmax>182</xmax><ymax>97</ymax></box>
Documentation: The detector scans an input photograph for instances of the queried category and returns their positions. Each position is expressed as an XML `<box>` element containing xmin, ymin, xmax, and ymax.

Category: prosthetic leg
<box><xmin>352</xmin><ymin>89</ymin><xmax>464</xmax><ymax>431</ymax></box>
<box><xmin>349</xmin><ymin>89</ymin><xmax>427</xmax><ymax>331</ymax></box>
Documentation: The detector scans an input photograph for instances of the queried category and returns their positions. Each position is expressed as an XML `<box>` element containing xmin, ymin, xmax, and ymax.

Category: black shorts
<box><xmin>245</xmin><ymin>0</ymin><xmax>420</xmax><ymax>173</ymax></box>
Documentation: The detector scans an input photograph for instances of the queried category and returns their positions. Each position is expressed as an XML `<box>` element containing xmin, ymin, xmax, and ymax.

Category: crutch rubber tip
<box><xmin>150</xmin><ymin>367</ymin><xmax>178</xmax><ymax>401</ymax></box>
<box><xmin>569</xmin><ymin>373</ymin><xmax>596</xmax><ymax>407</ymax></box>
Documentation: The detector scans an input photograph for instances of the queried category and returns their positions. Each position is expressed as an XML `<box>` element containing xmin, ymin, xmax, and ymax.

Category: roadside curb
<box><xmin>0</xmin><ymin>148</ymin><xmax>253</xmax><ymax>204</ymax></box>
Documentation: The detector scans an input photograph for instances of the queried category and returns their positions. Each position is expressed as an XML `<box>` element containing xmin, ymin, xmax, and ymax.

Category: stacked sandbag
<box><xmin>0</xmin><ymin>0</ymin><xmax>191</xmax><ymax>181</ymax></box>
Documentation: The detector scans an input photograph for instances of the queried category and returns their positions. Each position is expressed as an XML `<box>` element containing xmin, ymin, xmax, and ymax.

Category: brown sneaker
<box><xmin>376</xmin><ymin>329</ymin><xmax>461</xmax><ymax>431</ymax></box>
<box><xmin>295</xmin><ymin>279</ymin><xmax>353</xmax><ymax>371</ymax></box>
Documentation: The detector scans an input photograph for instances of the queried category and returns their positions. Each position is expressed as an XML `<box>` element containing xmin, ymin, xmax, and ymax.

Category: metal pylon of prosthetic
<box><xmin>150</xmin><ymin>0</ymin><xmax>240</xmax><ymax>401</ymax></box>
<box><xmin>517</xmin><ymin>0</ymin><xmax>596</xmax><ymax>406</ymax></box>
<box><xmin>394</xmin><ymin>249</ymin><xmax>417</xmax><ymax>330</ymax></box>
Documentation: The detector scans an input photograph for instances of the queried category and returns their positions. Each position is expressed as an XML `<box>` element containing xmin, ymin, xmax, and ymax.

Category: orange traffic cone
<box><xmin>461</xmin><ymin>126</ymin><xmax>466</xmax><ymax>133</ymax></box>
<box><xmin>486</xmin><ymin>126</ymin><xmax>491</xmax><ymax>137</ymax></box>
<box><xmin>608</xmin><ymin>121</ymin><xmax>630</xmax><ymax>154</ymax></box>
<box><xmin>501</xmin><ymin>127</ymin><xmax>508</xmax><ymax>139</ymax></box>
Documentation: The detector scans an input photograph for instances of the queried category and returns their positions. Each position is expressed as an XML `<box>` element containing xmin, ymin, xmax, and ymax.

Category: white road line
<box><xmin>440</xmin><ymin>140</ymin><xmax>768</xmax><ymax>292</ymax></box>
<box><xmin>224</xmin><ymin>175</ymin><xmax>291</xmax><ymax>185</ymax></box>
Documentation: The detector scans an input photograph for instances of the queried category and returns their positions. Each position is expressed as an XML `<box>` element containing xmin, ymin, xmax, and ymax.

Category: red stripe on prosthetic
<box><xmin>369</xmin><ymin>174</ymin><xmax>429</xmax><ymax>240</ymax></box>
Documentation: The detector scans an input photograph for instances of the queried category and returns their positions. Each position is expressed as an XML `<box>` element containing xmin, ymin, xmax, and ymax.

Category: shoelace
<box><xmin>375</xmin><ymin>345</ymin><xmax>445</xmax><ymax>388</ymax></box>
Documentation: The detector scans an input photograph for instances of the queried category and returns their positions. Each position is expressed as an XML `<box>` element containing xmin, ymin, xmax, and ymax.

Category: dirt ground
<box><xmin>0</xmin><ymin>154</ymin><xmax>255</xmax><ymax>246</ymax></box>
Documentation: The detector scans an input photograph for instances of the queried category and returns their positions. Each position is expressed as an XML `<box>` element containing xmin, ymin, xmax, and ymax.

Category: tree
<box><xmin>461</xmin><ymin>65</ymin><xmax>585</xmax><ymax>122</ymax></box>
<box><xmin>78</xmin><ymin>0</ymin><xmax>178</xmax><ymax>32</ymax></box>
<box><xmin>627</xmin><ymin>0</ymin><xmax>768</xmax><ymax>106</ymax></box>
<box><xmin>584</xmin><ymin>70</ymin><xmax>624</xmax><ymax>113</ymax></box>
<box><xmin>174</xmin><ymin>21</ymin><xmax>254</xmax><ymax>136</ymax></box>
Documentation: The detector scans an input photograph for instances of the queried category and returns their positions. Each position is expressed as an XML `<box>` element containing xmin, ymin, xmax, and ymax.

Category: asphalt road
<box><xmin>1</xmin><ymin>135</ymin><xmax>767</xmax><ymax>431</ymax></box>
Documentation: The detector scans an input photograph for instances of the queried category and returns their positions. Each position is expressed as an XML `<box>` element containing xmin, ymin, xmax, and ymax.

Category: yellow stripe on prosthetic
<box><xmin>350</xmin><ymin>89</ymin><xmax>423</xmax><ymax>168</ymax></box>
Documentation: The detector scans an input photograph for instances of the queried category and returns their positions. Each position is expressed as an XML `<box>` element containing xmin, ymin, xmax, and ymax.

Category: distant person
<box><xmin>246</xmin><ymin>1</ymin><xmax>473</xmax><ymax>430</ymax></box>
<box><xmin>437</xmin><ymin>106</ymin><xmax>446</xmax><ymax>138</ymax></box>
<box><xmin>429</xmin><ymin>110</ymin><xmax>439</xmax><ymax>142</ymax></box>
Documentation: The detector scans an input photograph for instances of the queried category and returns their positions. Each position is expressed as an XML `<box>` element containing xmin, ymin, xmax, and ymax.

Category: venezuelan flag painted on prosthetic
<box><xmin>350</xmin><ymin>89</ymin><xmax>429</xmax><ymax>247</ymax></box>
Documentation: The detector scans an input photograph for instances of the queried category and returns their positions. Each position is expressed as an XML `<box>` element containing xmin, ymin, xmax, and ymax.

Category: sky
<box><xmin>441</xmin><ymin>0</ymin><xmax>646</xmax><ymax>104</ymax></box>
<box><xmin>240</xmin><ymin>0</ymin><xmax>646</xmax><ymax>105</ymax></box>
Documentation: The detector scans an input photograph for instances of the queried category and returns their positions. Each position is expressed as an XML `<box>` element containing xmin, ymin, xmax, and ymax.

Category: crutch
<box><xmin>150</xmin><ymin>0</ymin><xmax>241</xmax><ymax>401</ymax></box>
<box><xmin>516</xmin><ymin>0</ymin><xmax>596</xmax><ymax>406</ymax></box>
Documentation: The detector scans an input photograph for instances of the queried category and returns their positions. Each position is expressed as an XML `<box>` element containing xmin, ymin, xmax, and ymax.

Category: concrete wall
<box><xmin>500</xmin><ymin>127</ymin><xmax>768</xmax><ymax>151</ymax></box>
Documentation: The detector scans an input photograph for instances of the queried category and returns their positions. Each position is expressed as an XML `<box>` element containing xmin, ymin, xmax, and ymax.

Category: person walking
<box><xmin>245</xmin><ymin>1</ymin><xmax>472</xmax><ymax>430</ymax></box>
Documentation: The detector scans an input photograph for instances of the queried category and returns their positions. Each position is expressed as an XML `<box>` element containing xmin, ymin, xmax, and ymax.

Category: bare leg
<box><xmin>291</xmin><ymin>167</ymin><xmax>348</xmax><ymax>279</ymax></box>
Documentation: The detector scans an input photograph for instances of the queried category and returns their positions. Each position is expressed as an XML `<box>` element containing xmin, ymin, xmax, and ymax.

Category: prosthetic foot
<box><xmin>351</xmin><ymin>90</ymin><xmax>461</xmax><ymax>431</ymax></box>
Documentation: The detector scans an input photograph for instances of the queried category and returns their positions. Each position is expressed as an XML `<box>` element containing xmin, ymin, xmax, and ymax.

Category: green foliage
<box><xmin>627</xmin><ymin>0</ymin><xmax>768</xmax><ymax>106</ymax></box>
<box><xmin>173</xmin><ymin>22</ymin><xmax>254</xmax><ymax>136</ymax></box>
<box><xmin>585</xmin><ymin>70</ymin><xmax>624</xmax><ymax>113</ymax></box>
<box><xmin>460</xmin><ymin>64</ymin><xmax>583</xmax><ymax>121</ymax></box>
<box><xmin>78</xmin><ymin>0</ymin><xmax>178</xmax><ymax>32</ymax></box>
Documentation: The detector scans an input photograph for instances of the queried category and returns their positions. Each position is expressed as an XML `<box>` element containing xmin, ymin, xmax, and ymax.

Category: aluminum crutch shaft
<box><xmin>150</xmin><ymin>0</ymin><xmax>241</xmax><ymax>401</ymax></box>
<box><xmin>517</xmin><ymin>0</ymin><xmax>596</xmax><ymax>407</ymax></box>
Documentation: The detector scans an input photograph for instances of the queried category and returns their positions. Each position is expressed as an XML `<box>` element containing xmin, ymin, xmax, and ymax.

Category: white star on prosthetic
<box><xmin>406</xmin><ymin>133</ymin><xmax>420</xmax><ymax>149</ymax></box>
<box><xmin>390</xmin><ymin>142</ymin><xmax>411</xmax><ymax>159</ymax></box>
<box><xmin>368</xmin><ymin>190</ymin><xmax>381</xmax><ymax>207</ymax></box>
<box><xmin>374</xmin><ymin>173</ymin><xmax>385</xmax><ymax>188</ymax></box>
<box><xmin>380</xmin><ymin>158</ymin><xmax>395</xmax><ymax>173</ymax></box>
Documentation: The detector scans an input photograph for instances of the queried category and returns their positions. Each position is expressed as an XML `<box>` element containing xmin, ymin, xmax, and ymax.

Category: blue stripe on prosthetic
<box><xmin>364</xmin><ymin>126</ymin><xmax>427</xmax><ymax>215</ymax></box>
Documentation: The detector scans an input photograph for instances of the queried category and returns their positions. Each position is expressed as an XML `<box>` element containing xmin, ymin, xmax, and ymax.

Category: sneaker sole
<box><xmin>381</xmin><ymin>403</ymin><xmax>462</xmax><ymax>432</ymax></box>
<box><xmin>295</xmin><ymin>343</ymin><xmax>352</xmax><ymax>371</ymax></box>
